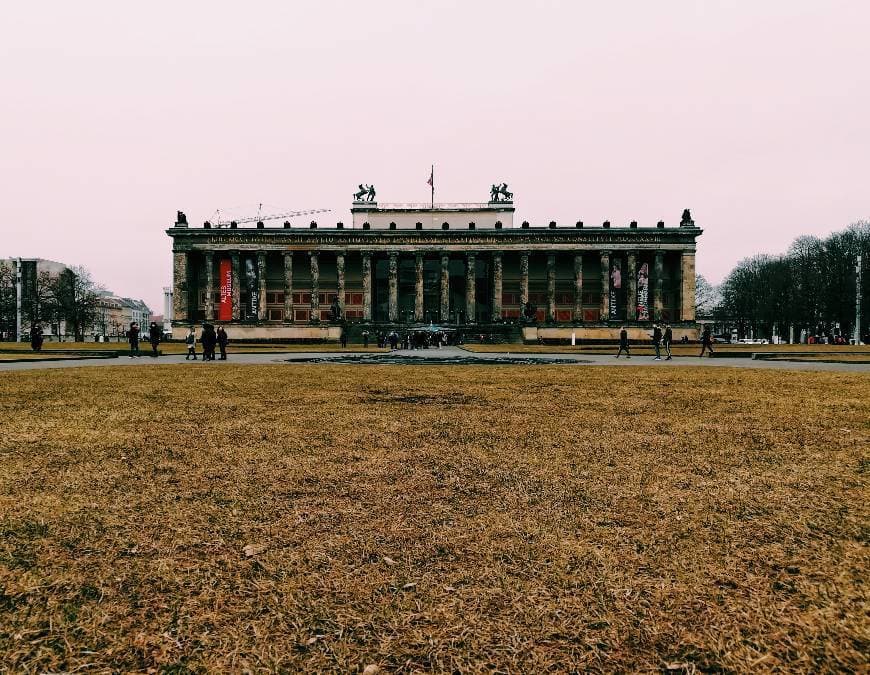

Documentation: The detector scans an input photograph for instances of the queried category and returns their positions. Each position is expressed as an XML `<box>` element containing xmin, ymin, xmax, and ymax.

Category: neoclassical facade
<box><xmin>167</xmin><ymin>201</ymin><xmax>702</xmax><ymax>341</ymax></box>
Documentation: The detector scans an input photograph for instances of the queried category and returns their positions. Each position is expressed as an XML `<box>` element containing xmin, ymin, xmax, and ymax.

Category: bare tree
<box><xmin>694</xmin><ymin>274</ymin><xmax>719</xmax><ymax>316</ymax></box>
<box><xmin>49</xmin><ymin>267</ymin><xmax>103</xmax><ymax>342</ymax></box>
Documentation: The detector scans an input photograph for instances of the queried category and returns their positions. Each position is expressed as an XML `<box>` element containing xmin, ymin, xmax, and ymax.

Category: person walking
<box><xmin>615</xmin><ymin>326</ymin><xmax>631</xmax><ymax>358</ymax></box>
<box><xmin>340</xmin><ymin>330</ymin><xmax>348</xmax><ymax>349</ymax></box>
<box><xmin>30</xmin><ymin>324</ymin><xmax>44</xmax><ymax>352</ymax></box>
<box><xmin>652</xmin><ymin>323</ymin><xmax>662</xmax><ymax>360</ymax></box>
<box><xmin>362</xmin><ymin>330</ymin><xmax>369</xmax><ymax>348</ymax></box>
<box><xmin>700</xmin><ymin>326</ymin><xmax>714</xmax><ymax>357</ymax></box>
<box><xmin>216</xmin><ymin>326</ymin><xmax>229</xmax><ymax>360</ymax></box>
<box><xmin>128</xmin><ymin>321</ymin><xmax>140</xmax><ymax>358</ymax></box>
<box><xmin>148</xmin><ymin>321</ymin><xmax>161</xmax><ymax>357</ymax></box>
<box><xmin>663</xmin><ymin>323</ymin><xmax>673</xmax><ymax>360</ymax></box>
<box><xmin>185</xmin><ymin>327</ymin><xmax>197</xmax><ymax>360</ymax></box>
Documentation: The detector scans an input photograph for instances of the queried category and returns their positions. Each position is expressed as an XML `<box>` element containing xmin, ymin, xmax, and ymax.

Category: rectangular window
<box><xmin>268</xmin><ymin>308</ymin><xmax>283</xmax><ymax>321</ymax></box>
<box><xmin>292</xmin><ymin>292</ymin><xmax>304</xmax><ymax>305</ymax></box>
<box><xmin>319</xmin><ymin>310</ymin><xmax>331</xmax><ymax>321</ymax></box>
<box><xmin>294</xmin><ymin>309</ymin><xmax>309</xmax><ymax>322</ymax></box>
<box><xmin>556</xmin><ymin>309</ymin><xmax>572</xmax><ymax>322</ymax></box>
<box><xmin>502</xmin><ymin>308</ymin><xmax>521</xmax><ymax>319</ymax></box>
<box><xmin>582</xmin><ymin>291</ymin><xmax>597</xmax><ymax>305</ymax></box>
<box><xmin>583</xmin><ymin>308</ymin><xmax>600</xmax><ymax>322</ymax></box>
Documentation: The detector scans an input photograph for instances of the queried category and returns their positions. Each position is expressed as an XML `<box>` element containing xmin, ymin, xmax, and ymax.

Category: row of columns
<box><xmin>178</xmin><ymin>249</ymin><xmax>696</xmax><ymax>324</ymax></box>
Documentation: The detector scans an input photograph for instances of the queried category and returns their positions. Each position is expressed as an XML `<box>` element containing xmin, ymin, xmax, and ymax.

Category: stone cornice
<box><xmin>168</xmin><ymin>227</ymin><xmax>702</xmax><ymax>253</ymax></box>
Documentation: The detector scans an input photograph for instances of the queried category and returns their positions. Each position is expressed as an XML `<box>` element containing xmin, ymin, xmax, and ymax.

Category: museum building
<box><xmin>167</xmin><ymin>194</ymin><xmax>702</xmax><ymax>341</ymax></box>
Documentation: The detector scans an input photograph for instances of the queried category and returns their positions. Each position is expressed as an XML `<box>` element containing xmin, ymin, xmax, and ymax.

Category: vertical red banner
<box><xmin>218</xmin><ymin>258</ymin><xmax>232</xmax><ymax>321</ymax></box>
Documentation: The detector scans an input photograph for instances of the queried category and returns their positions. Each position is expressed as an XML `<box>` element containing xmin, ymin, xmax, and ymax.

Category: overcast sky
<box><xmin>2</xmin><ymin>1</ymin><xmax>868</xmax><ymax>312</ymax></box>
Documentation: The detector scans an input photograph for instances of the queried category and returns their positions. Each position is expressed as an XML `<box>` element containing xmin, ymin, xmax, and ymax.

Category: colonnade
<box><xmin>174</xmin><ymin>249</ymin><xmax>696</xmax><ymax>324</ymax></box>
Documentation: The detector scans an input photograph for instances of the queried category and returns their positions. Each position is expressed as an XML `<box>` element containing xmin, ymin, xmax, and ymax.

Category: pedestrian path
<box><xmin>0</xmin><ymin>346</ymin><xmax>868</xmax><ymax>373</ymax></box>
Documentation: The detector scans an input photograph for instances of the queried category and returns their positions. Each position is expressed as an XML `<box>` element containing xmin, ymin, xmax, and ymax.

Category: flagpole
<box><xmin>431</xmin><ymin>164</ymin><xmax>434</xmax><ymax>210</ymax></box>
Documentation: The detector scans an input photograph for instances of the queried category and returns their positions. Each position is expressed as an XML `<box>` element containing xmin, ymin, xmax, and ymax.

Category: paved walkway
<box><xmin>1</xmin><ymin>346</ymin><xmax>868</xmax><ymax>373</ymax></box>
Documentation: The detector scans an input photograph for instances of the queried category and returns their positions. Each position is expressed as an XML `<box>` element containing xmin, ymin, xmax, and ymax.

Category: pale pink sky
<box><xmin>2</xmin><ymin>1</ymin><xmax>868</xmax><ymax>312</ymax></box>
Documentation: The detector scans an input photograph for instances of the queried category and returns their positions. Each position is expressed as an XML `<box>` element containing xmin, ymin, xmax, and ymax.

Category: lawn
<box><xmin>0</xmin><ymin>365</ymin><xmax>867</xmax><ymax>672</ymax></box>
<box><xmin>462</xmin><ymin>343</ymin><xmax>869</xmax><ymax>359</ymax></box>
<box><xmin>0</xmin><ymin>342</ymin><xmax>388</xmax><ymax>354</ymax></box>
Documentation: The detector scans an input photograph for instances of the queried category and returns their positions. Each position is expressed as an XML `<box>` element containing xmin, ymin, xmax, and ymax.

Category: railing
<box><xmin>355</xmin><ymin>202</ymin><xmax>513</xmax><ymax>209</ymax></box>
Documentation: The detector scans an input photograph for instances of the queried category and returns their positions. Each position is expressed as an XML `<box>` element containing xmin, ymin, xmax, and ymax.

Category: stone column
<box><xmin>573</xmin><ymin>252</ymin><xmax>583</xmax><ymax>322</ymax></box>
<box><xmin>283</xmin><ymin>252</ymin><xmax>293</xmax><ymax>322</ymax></box>
<box><xmin>172</xmin><ymin>251</ymin><xmax>189</xmax><ymax>323</ymax></box>
<box><xmin>361</xmin><ymin>253</ymin><xmax>372</xmax><ymax>321</ymax></box>
<box><xmin>257</xmin><ymin>251</ymin><xmax>267</xmax><ymax>322</ymax></box>
<box><xmin>653</xmin><ymin>251</ymin><xmax>664</xmax><ymax>321</ymax></box>
<box><xmin>465</xmin><ymin>252</ymin><xmax>476</xmax><ymax>323</ymax></box>
<box><xmin>336</xmin><ymin>252</ymin><xmax>346</xmax><ymax>320</ymax></box>
<box><xmin>388</xmin><ymin>252</ymin><xmax>398</xmax><ymax>322</ymax></box>
<box><xmin>309</xmin><ymin>251</ymin><xmax>320</xmax><ymax>323</ymax></box>
<box><xmin>626</xmin><ymin>252</ymin><xmax>637</xmax><ymax>321</ymax></box>
<box><xmin>520</xmin><ymin>252</ymin><xmax>529</xmax><ymax>310</ymax></box>
<box><xmin>414</xmin><ymin>253</ymin><xmax>424</xmax><ymax>322</ymax></box>
<box><xmin>546</xmin><ymin>253</ymin><xmax>556</xmax><ymax>323</ymax></box>
<box><xmin>600</xmin><ymin>250</ymin><xmax>610</xmax><ymax>322</ymax></box>
<box><xmin>204</xmin><ymin>252</ymin><xmax>215</xmax><ymax>320</ymax></box>
<box><xmin>680</xmin><ymin>251</ymin><xmax>696</xmax><ymax>322</ymax></box>
<box><xmin>440</xmin><ymin>253</ymin><xmax>450</xmax><ymax>322</ymax></box>
<box><xmin>491</xmin><ymin>252</ymin><xmax>503</xmax><ymax>322</ymax></box>
<box><xmin>231</xmin><ymin>252</ymin><xmax>240</xmax><ymax>321</ymax></box>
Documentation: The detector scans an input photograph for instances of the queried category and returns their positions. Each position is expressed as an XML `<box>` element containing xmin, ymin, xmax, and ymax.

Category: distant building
<box><xmin>95</xmin><ymin>294</ymin><xmax>151</xmax><ymax>336</ymax></box>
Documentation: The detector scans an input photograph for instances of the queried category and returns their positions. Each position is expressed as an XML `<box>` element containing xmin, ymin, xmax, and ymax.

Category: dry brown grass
<box><xmin>462</xmin><ymin>343</ymin><xmax>866</xmax><ymax>356</ymax></box>
<box><xmin>1</xmin><ymin>365</ymin><xmax>868</xmax><ymax>673</ymax></box>
<box><xmin>0</xmin><ymin>342</ymin><xmax>388</xmax><ymax>354</ymax></box>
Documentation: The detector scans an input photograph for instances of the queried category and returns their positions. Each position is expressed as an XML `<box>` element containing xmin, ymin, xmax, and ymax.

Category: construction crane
<box><xmin>205</xmin><ymin>204</ymin><xmax>331</xmax><ymax>228</ymax></box>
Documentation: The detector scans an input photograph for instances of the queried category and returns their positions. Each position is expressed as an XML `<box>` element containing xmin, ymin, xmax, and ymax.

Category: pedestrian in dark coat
<box><xmin>700</xmin><ymin>326</ymin><xmax>714</xmax><ymax>357</ymax></box>
<box><xmin>216</xmin><ymin>326</ymin><xmax>229</xmax><ymax>360</ymax></box>
<box><xmin>615</xmin><ymin>326</ymin><xmax>630</xmax><ymax>358</ymax></box>
<box><xmin>362</xmin><ymin>330</ymin><xmax>369</xmax><ymax>348</ymax></box>
<box><xmin>200</xmin><ymin>323</ymin><xmax>216</xmax><ymax>361</ymax></box>
<box><xmin>128</xmin><ymin>322</ymin><xmax>140</xmax><ymax>357</ymax></box>
<box><xmin>652</xmin><ymin>324</ymin><xmax>662</xmax><ymax>360</ymax></box>
<box><xmin>340</xmin><ymin>331</ymin><xmax>348</xmax><ymax>349</ymax></box>
<box><xmin>148</xmin><ymin>322</ymin><xmax>161</xmax><ymax>357</ymax></box>
<box><xmin>30</xmin><ymin>324</ymin><xmax>44</xmax><ymax>352</ymax></box>
<box><xmin>663</xmin><ymin>324</ymin><xmax>673</xmax><ymax>360</ymax></box>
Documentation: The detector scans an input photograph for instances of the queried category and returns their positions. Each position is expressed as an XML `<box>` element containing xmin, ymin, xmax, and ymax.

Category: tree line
<box><xmin>0</xmin><ymin>263</ymin><xmax>102</xmax><ymax>341</ymax></box>
<box><xmin>711</xmin><ymin>220</ymin><xmax>869</xmax><ymax>341</ymax></box>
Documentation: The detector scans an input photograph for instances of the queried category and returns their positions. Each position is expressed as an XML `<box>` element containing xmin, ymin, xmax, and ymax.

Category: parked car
<box><xmin>736</xmin><ymin>338</ymin><xmax>769</xmax><ymax>345</ymax></box>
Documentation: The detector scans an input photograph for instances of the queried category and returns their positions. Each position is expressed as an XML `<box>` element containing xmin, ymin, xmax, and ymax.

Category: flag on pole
<box><xmin>427</xmin><ymin>166</ymin><xmax>433</xmax><ymax>188</ymax></box>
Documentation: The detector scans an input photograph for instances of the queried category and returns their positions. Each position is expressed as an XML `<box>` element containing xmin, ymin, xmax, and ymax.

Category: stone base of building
<box><xmin>173</xmin><ymin>321</ymin><xmax>699</xmax><ymax>343</ymax></box>
<box><xmin>172</xmin><ymin>322</ymin><xmax>342</xmax><ymax>342</ymax></box>
<box><xmin>524</xmin><ymin>325</ymin><xmax>700</xmax><ymax>343</ymax></box>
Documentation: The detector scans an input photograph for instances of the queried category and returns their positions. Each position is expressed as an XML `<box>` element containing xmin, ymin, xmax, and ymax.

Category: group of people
<box><xmin>616</xmin><ymin>323</ymin><xmax>715</xmax><ymax>359</ymax></box>
<box><xmin>360</xmin><ymin>329</ymin><xmax>447</xmax><ymax>350</ymax></box>
<box><xmin>123</xmin><ymin>321</ymin><xmax>228</xmax><ymax>360</ymax></box>
<box><xmin>126</xmin><ymin>321</ymin><xmax>162</xmax><ymax>357</ymax></box>
<box><xmin>185</xmin><ymin>324</ymin><xmax>229</xmax><ymax>361</ymax></box>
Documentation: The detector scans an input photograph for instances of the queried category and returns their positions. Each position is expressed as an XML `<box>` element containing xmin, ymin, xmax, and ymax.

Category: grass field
<box><xmin>1</xmin><ymin>365</ymin><xmax>868</xmax><ymax>672</ymax></box>
<box><xmin>0</xmin><ymin>342</ymin><xmax>388</xmax><ymax>355</ymax></box>
<box><xmin>462</xmin><ymin>343</ymin><xmax>870</xmax><ymax>362</ymax></box>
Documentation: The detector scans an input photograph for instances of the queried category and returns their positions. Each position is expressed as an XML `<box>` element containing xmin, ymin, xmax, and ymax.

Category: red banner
<box><xmin>218</xmin><ymin>258</ymin><xmax>232</xmax><ymax>321</ymax></box>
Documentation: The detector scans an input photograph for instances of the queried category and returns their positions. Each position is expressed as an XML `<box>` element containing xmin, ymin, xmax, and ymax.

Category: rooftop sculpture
<box><xmin>489</xmin><ymin>183</ymin><xmax>513</xmax><ymax>203</ymax></box>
